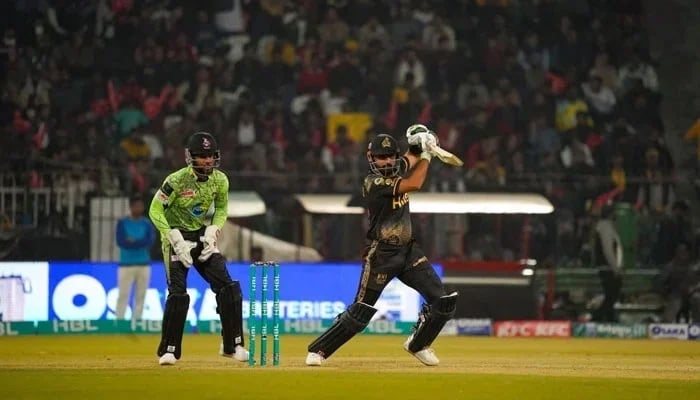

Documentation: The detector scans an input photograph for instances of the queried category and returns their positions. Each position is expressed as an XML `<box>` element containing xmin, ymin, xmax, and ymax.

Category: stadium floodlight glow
<box><xmin>519</xmin><ymin>259</ymin><xmax>537</xmax><ymax>266</ymax></box>
<box><xmin>227</xmin><ymin>191</ymin><xmax>267</xmax><ymax>217</ymax></box>
<box><xmin>295</xmin><ymin>193</ymin><xmax>555</xmax><ymax>215</ymax></box>
<box><xmin>408</xmin><ymin>193</ymin><xmax>554</xmax><ymax>214</ymax></box>
<box><xmin>295</xmin><ymin>194</ymin><xmax>365</xmax><ymax>214</ymax></box>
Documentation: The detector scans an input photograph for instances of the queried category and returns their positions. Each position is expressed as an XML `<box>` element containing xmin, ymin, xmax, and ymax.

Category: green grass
<box><xmin>1</xmin><ymin>335</ymin><xmax>699</xmax><ymax>399</ymax></box>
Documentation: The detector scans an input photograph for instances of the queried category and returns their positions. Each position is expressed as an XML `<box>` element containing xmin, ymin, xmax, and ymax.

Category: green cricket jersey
<box><xmin>149</xmin><ymin>166</ymin><xmax>229</xmax><ymax>241</ymax></box>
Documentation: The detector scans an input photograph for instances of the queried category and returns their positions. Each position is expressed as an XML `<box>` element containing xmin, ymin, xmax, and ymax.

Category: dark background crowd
<box><xmin>0</xmin><ymin>0</ymin><xmax>692</xmax><ymax>274</ymax></box>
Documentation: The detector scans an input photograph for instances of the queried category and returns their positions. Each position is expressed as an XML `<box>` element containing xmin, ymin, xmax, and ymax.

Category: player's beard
<box><xmin>370</xmin><ymin>160</ymin><xmax>399</xmax><ymax>177</ymax></box>
<box><xmin>367</xmin><ymin>153</ymin><xmax>400</xmax><ymax>177</ymax></box>
<box><xmin>193</xmin><ymin>163</ymin><xmax>214</xmax><ymax>179</ymax></box>
<box><xmin>378</xmin><ymin>163</ymin><xmax>397</xmax><ymax>176</ymax></box>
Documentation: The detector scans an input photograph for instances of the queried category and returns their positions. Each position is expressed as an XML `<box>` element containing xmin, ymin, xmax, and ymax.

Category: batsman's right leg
<box><xmin>397</xmin><ymin>247</ymin><xmax>457</xmax><ymax>366</ymax></box>
<box><xmin>403</xmin><ymin>292</ymin><xmax>458</xmax><ymax>366</ymax></box>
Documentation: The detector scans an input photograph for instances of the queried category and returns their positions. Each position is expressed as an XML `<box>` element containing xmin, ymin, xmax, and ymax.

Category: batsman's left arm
<box><xmin>403</xmin><ymin>142</ymin><xmax>425</xmax><ymax>171</ymax></box>
<box><xmin>212</xmin><ymin>173</ymin><xmax>230</xmax><ymax>229</ymax></box>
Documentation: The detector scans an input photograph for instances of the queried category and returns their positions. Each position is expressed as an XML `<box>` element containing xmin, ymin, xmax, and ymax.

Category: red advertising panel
<box><xmin>494</xmin><ymin>321</ymin><xmax>571</xmax><ymax>337</ymax></box>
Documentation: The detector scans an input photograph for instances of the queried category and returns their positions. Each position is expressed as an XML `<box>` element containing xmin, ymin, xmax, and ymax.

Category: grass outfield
<box><xmin>1</xmin><ymin>335</ymin><xmax>699</xmax><ymax>399</ymax></box>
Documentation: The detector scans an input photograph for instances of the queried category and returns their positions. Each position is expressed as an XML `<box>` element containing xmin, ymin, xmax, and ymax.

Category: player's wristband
<box><xmin>420</xmin><ymin>151</ymin><xmax>432</xmax><ymax>162</ymax></box>
<box><xmin>409</xmin><ymin>144</ymin><xmax>423</xmax><ymax>155</ymax></box>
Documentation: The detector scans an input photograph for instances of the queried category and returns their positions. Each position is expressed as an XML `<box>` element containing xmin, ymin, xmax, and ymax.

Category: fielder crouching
<box><xmin>305</xmin><ymin>126</ymin><xmax>458</xmax><ymax>367</ymax></box>
<box><xmin>149</xmin><ymin>131</ymin><xmax>248</xmax><ymax>366</ymax></box>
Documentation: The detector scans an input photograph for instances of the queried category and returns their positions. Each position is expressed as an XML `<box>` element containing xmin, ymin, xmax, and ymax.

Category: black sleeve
<box><xmin>399</xmin><ymin>156</ymin><xmax>410</xmax><ymax>175</ymax></box>
<box><xmin>161</xmin><ymin>182</ymin><xmax>174</xmax><ymax>196</ymax></box>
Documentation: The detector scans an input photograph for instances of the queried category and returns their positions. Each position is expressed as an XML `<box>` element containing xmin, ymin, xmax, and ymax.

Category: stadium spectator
<box><xmin>0</xmin><ymin>0</ymin><xmax>676</xmax><ymax>270</ymax></box>
<box><xmin>115</xmin><ymin>194</ymin><xmax>154</xmax><ymax>321</ymax></box>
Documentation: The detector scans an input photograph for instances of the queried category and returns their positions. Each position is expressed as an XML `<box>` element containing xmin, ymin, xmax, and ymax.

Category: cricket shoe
<box><xmin>219</xmin><ymin>344</ymin><xmax>249</xmax><ymax>362</ymax></box>
<box><xmin>305</xmin><ymin>352</ymin><xmax>325</xmax><ymax>366</ymax></box>
<box><xmin>159</xmin><ymin>353</ymin><xmax>177</xmax><ymax>366</ymax></box>
<box><xmin>403</xmin><ymin>334</ymin><xmax>440</xmax><ymax>366</ymax></box>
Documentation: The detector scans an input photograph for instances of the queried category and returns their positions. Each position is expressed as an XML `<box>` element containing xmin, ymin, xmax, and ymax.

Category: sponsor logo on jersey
<box><xmin>392</xmin><ymin>193</ymin><xmax>409</xmax><ymax>209</ymax></box>
<box><xmin>156</xmin><ymin>191</ymin><xmax>169</xmax><ymax>204</ymax></box>
<box><xmin>191</xmin><ymin>203</ymin><xmax>205</xmax><ymax>217</ymax></box>
<box><xmin>180</xmin><ymin>189</ymin><xmax>196</xmax><ymax>198</ymax></box>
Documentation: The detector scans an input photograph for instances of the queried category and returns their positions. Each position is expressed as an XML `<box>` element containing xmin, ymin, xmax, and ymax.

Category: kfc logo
<box><xmin>494</xmin><ymin>321</ymin><xmax>571</xmax><ymax>337</ymax></box>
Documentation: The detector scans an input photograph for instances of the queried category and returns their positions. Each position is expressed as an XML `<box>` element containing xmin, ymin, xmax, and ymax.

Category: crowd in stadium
<box><xmin>0</xmin><ymin>0</ymin><xmax>685</xmax><ymax>268</ymax></box>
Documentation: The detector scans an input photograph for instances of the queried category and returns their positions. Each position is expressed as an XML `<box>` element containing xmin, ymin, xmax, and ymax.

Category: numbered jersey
<box><xmin>362</xmin><ymin>157</ymin><xmax>412</xmax><ymax>245</ymax></box>
<box><xmin>149</xmin><ymin>166</ymin><xmax>229</xmax><ymax>240</ymax></box>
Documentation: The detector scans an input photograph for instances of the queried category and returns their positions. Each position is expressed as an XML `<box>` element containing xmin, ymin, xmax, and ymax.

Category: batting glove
<box><xmin>167</xmin><ymin>229</ymin><xmax>197</xmax><ymax>266</ymax></box>
<box><xmin>198</xmin><ymin>225</ymin><xmax>221</xmax><ymax>262</ymax></box>
<box><xmin>421</xmin><ymin>133</ymin><xmax>438</xmax><ymax>153</ymax></box>
<box><xmin>406</xmin><ymin>124</ymin><xmax>430</xmax><ymax>146</ymax></box>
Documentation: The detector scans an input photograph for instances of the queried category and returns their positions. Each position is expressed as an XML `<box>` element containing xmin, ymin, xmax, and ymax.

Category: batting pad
<box><xmin>307</xmin><ymin>302</ymin><xmax>377</xmax><ymax>358</ymax></box>
<box><xmin>408</xmin><ymin>292</ymin><xmax>458</xmax><ymax>353</ymax></box>
<box><xmin>157</xmin><ymin>293</ymin><xmax>190</xmax><ymax>359</ymax></box>
<box><xmin>217</xmin><ymin>281</ymin><xmax>244</xmax><ymax>354</ymax></box>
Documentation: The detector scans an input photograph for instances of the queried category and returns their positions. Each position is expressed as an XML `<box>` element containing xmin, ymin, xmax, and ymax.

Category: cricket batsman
<box><xmin>305</xmin><ymin>126</ymin><xmax>458</xmax><ymax>367</ymax></box>
<box><xmin>149</xmin><ymin>131</ymin><xmax>248</xmax><ymax>366</ymax></box>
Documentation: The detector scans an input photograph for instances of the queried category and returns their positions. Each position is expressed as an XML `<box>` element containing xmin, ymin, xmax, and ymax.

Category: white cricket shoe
<box><xmin>403</xmin><ymin>335</ymin><xmax>440</xmax><ymax>366</ymax></box>
<box><xmin>233</xmin><ymin>346</ymin><xmax>249</xmax><ymax>362</ymax></box>
<box><xmin>219</xmin><ymin>344</ymin><xmax>249</xmax><ymax>362</ymax></box>
<box><xmin>159</xmin><ymin>353</ymin><xmax>177</xmax><ymax>366</ymax></box>
<box><xmin>305</xmin><ymin>352</ymin><xmax>325</xmax><ymax>366</ymax></box>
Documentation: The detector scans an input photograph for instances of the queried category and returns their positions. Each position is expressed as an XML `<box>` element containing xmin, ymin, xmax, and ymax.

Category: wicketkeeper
<box><xmin>149</xmin><ymin>131</ymin><xmax>248</xmax><ymax>366</ymax></box>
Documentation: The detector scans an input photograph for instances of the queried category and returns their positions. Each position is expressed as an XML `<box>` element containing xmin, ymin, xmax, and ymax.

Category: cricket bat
<box><xmin>427</xmin><ymin>143</ymin><xmax>464</xmax><ymax>167</ymax></box>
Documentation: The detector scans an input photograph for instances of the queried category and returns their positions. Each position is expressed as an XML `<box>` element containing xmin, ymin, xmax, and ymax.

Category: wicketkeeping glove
<box><xmin>167</xmin><ymin>229</ymin><xmax>197</xmax><ymax>266</ymax></box>
<box><xmin>198</xmin><ymin>225</ymin><xmax>221</xmax><ymax>262</ymax></box>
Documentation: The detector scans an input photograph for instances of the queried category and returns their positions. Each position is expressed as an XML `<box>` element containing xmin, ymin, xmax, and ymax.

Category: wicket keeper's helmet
<box><xmin>185</xmin><ymin>131</ymin><xmax>220</xmax><ymax>177</ymax></box>
<box><xmin>367</xmin><ymin>134</ymin><xmax>401</xmax><ymax>177</ymax></box>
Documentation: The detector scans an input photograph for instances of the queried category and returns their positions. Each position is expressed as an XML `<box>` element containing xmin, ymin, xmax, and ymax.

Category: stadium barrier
<box><xmin>2</xmin><ymin>319</ymin><xmax>698</xmax><ymax>340</ymax></box>
<box><xmin>0</xmin><ymin>319</ymin><xmax>417</xmax><ymax>336</ymax></box>
<box><xmin>0</xmin><ymin>261</ymin><xmax>439</xmax><ymax>323</ymax></box>
<box><xmin>1</xmin><ymin>262</ymin><xmax>697</xmax><ymax>340</ymax></box>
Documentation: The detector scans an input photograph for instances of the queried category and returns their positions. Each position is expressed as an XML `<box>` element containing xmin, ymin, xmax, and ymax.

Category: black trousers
<box><xmin>163</xmin><ymin>228</ymin><xmax>234</xmax><ymax>295</ymax></box>
<box><xmin>594</xmin><ymin>268</ymin><xmax>623</xmax><ymax>322</ymax></box>
<box><xmin>354</xmin><ymin>240</ymin><xmax>446</xmax><ymax>306</ymax></box>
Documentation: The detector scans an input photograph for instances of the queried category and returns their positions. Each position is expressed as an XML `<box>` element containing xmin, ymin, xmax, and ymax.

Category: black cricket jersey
<box><xmin>362</xmin><ymin>156</ymin><xmax>412</xmax><ymax>245</ymax></box>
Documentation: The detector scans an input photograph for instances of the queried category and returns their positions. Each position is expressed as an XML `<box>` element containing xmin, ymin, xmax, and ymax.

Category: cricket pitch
<box><xmin>1</xmin><ymin>335</ymin><xmax>699</xmax><ymax>399</ymax></box>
